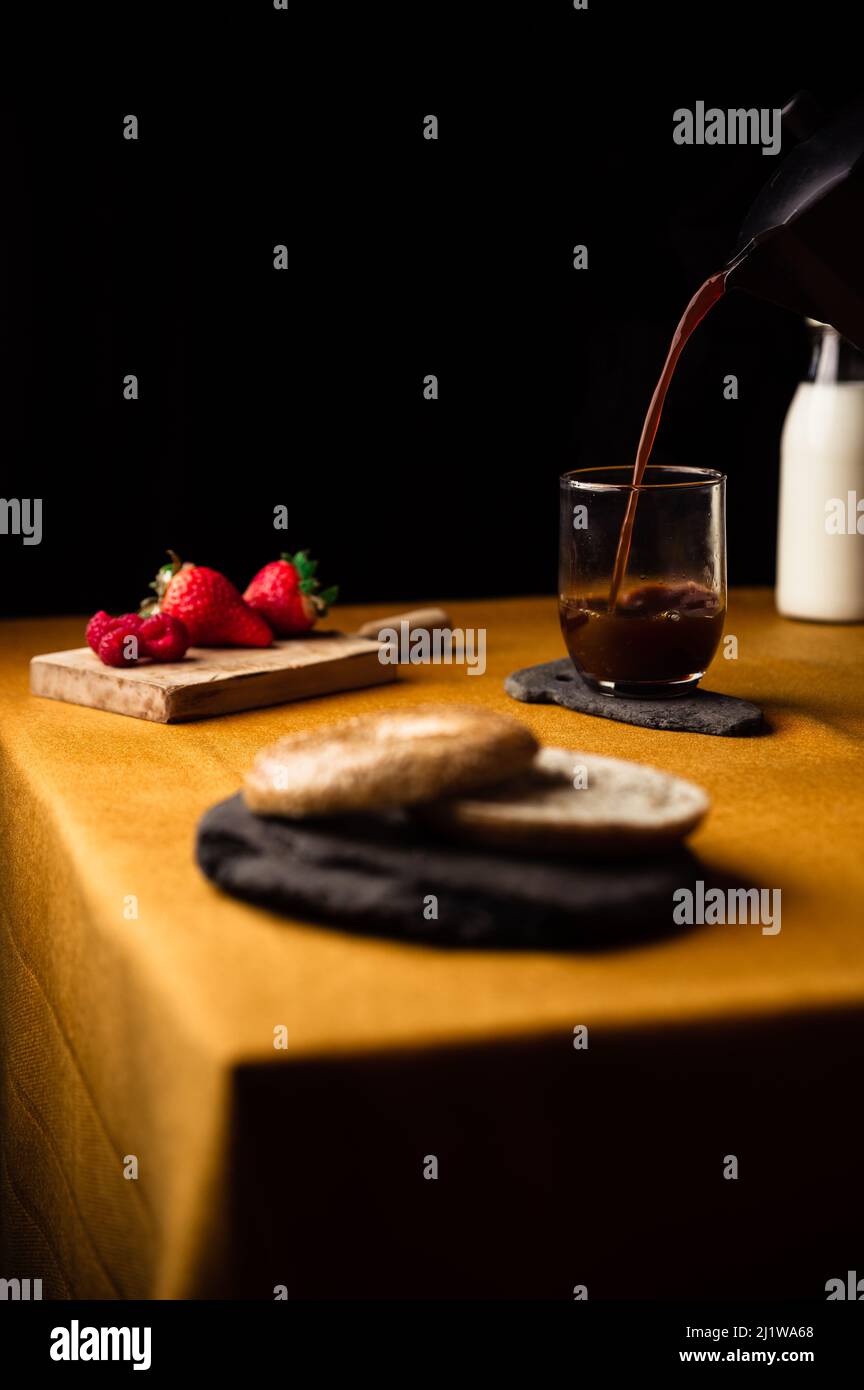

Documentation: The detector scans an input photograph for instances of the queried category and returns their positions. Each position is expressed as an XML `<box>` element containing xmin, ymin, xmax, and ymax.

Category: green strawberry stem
<box><xmin>140</xmin><ymin>550</ymin><xmax>184</xmax><ymax>615</ymax></box>
<box><xmin>312</xmin><ymin>586</ymin><xmax>338</xmax><ymax>617</ymax></box>
<box><xmin>281</xmin><ymin>551</ymin><xmax>337</xmax><ymax>616</ymax></box>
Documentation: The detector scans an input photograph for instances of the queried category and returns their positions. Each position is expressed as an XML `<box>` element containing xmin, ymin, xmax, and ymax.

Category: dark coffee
<box><xmin>561</xmin><ymin>582</ymin><xmax>725</xmax><ymax>691</ymax></box>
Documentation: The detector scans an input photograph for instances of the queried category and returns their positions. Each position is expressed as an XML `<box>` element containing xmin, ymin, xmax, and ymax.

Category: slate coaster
<box><xmin>505</xmin><ymin>658</ymin><xmax>765</xmax><ymax>737</ymax></box>
<box><xmin>197</xmin><ymin>793</ymin><xmax>719</xmax><ymax>950</ymax></box>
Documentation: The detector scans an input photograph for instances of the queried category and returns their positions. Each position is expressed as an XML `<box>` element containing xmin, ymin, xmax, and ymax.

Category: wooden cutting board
<box><xmin>30</xmin><ymin>634</ymin><xmax>397</xmax><ymax>723</ymax></box>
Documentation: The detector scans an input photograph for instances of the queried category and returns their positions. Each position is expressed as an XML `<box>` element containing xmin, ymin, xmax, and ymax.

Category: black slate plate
<box><xmin>197</xmin><ymin>793</ymin><xmax>723</xmax><ymax>950</ymax></box>
<box><xmin>506</xmin><ymin>658</ymin><xmax>765</xmax><ymax>736</ymax></box>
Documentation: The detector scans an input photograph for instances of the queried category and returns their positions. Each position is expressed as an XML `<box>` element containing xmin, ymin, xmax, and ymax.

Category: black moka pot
<box><xmin>724</xmin><ymin>93</ymin><xmax>864</xmax><ymax>350</ymax></box>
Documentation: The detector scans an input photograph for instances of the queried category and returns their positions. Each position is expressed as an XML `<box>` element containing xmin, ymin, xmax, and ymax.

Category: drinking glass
<box><xmin>559</xmin><ymin>465</ymin><xmax>726</xmax><ymax>697</ymax></box>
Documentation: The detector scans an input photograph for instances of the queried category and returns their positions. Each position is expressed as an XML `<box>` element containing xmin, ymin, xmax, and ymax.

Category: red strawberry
<box><xmin>98</xmin><ymin>618</ymin><xmax>144</xmax><ymax>667</ymax></box>
<box><xmin>143</xmin><ymin>552</ymin><xmax>272</xmax><ymax>647</ymax></box>
<box><xmin>138</xmin><ymin>613</ymin><xmax>190</xmax><ymax>662</ymax></box>
<box><xmin>243</xmin><ymin>550</ymin><xmax>338</xmax><ymax>636</ymax></box>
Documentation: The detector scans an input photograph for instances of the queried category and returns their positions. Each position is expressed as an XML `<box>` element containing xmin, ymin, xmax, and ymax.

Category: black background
<box><xmin>0</xmin><ymin>9</ymin><xmax>860</xmax><ymax>618</ymax></box>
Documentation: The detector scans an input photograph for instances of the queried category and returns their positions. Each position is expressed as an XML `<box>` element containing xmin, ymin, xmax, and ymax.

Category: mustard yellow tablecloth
<box><xmin>1</xmin><ymin>593</ymin><xmax>863</xmax><ymax>1299</ymax></box>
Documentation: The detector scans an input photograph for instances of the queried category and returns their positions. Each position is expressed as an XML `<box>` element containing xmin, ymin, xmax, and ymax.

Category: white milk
<box><xmin>776</xmin><ymin>328</ymin><xmax>864</xmax><ymax>622</ymax></box>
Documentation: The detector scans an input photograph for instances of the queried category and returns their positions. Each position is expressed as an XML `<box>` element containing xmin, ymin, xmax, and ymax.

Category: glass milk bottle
<box><xmin>777</xmin><ymin>321</ymin><xmax>864</xmax><ymax>621</ymax></box>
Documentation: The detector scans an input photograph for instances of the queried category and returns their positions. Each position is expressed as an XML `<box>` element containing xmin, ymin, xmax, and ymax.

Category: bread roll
<box><xmin>243</xmin><ymin>704</ymin><xmax>539</xmax><ymax>818</ymax></box>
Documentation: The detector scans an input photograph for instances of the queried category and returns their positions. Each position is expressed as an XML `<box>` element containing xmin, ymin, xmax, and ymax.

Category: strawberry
<box><xmin>243</xmin><ymin>550</ymin><xmax>338</xmax><ymax>636</ymax></box>
<box><xmin>138</xmin><ymin>613</ymin><xmax>190</xmax><ymax>662</ymax></box>
<box><xmin>142</xmin><ymin>552</ymin><xmax>272</xmax><ymax>647</ymax></box>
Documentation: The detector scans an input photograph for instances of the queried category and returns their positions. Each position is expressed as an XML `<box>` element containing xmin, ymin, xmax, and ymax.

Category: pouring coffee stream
<box><xmin>607</xmin><ymin>270</ymin><xmax>727</xmax><ymax>609</ymax></box>
<box><xmin>606</xmin><ymin>93</ymin><xmax>864</xmax><ymax>613</ymax></box>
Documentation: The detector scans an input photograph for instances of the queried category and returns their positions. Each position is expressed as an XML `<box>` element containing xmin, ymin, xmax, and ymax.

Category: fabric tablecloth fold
<box><xmin>1</xmin><ymin>593</ymin><xmax>863</xmax><ymax>1298</ymax></box>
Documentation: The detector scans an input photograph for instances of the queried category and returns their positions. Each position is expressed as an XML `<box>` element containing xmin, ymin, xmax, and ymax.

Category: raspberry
<box><xmin>98</xmin><ymin>621</ymin><xmax>143</xmax><ymax>668</ymax></box>
<box><xmin>86</xmin><ymin>610</ymin><xmax>117</xmax><ymax>652</ymax></box>
<box><xmin>88</xmin><ymin>611</ymin><xmax>144</xmax><ymax>651</ymax></box>
<box><xmin>112</xmin><ymin>613</ymin><xmax>145</xmax><ymax>630</ymax></box>
<box><xmin>138</xmin><ymin>613</ymin><xmax>190</xmax><ymax>662</ymax></box>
